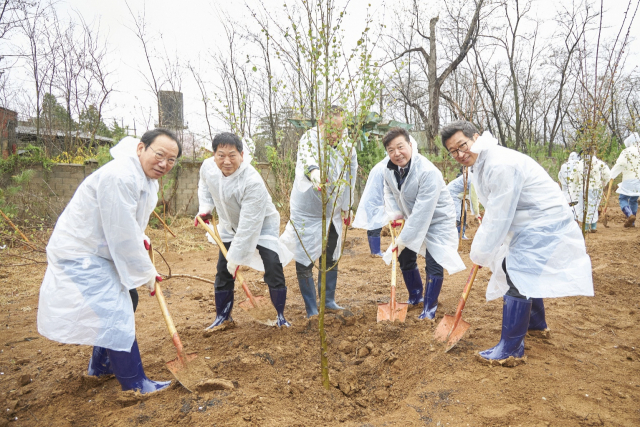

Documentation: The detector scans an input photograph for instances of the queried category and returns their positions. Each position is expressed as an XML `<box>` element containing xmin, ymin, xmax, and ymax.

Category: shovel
<box><xmin>195</xmin><ymin>215</ymin><xmax>271</xmax><ymax>315</ymax></box>
<box><xmin>601</xmin><ymin>179</ymin><xmax>613</xmax><ymax>227</ymax></box>
<box><xmin>434</xmin><ymin>264</ymin><xmax>480</xmax><ymax>352</ymax></box>
<box><xmin>377</xmin><ymin>220</ymin><xmax>409</xmax><ymax>323</ymax></box>
<box><xmin>148</xmin><ymin>244</ymin><xmax>212</xmax><ymax>392</ymax></box>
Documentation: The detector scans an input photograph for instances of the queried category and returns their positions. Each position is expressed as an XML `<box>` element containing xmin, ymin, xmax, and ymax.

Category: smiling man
<box><xmin>381</xmin><ymin>127</ymin><xmax>465</xmax><ymax>320</ymax></box>
<box><xmin>441</xmin><ymin>120</ymin><xmax>593</xmax><ymax>364</ymax></box>
<box><xmin>196</xmin><ymin>132</ymin><xmax>293</xmax><ymax>328</ymax></box>
<box><xmin>38</xmin><ymin>129</ymin><xmax>181</xmax><ymax>394</ymax></box>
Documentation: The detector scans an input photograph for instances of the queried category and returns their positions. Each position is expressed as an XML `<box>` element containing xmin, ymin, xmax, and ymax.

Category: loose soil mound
<box><xmin>1</xmin><ymin>206</ymin><xmax>639</xmax><ymax>426</ymax></box>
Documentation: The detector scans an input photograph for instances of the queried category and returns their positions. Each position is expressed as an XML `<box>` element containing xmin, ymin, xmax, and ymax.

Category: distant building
<box><xmin>0</xmin><ymin>107</ymin><xmax>18</xmax><ymax>159</ymax></box>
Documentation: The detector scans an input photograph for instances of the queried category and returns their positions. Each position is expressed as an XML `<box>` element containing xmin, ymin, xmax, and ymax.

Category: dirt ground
<box><xmin>1</xmin><ymin>202</ymin><xmax>639</xmax><ymax>427</ymax></box>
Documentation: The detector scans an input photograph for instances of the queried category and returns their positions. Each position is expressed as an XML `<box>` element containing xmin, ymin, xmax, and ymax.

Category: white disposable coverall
<box><xmin>197</xmin><ymin>159</ymin><xmax>293</xmax><ymax>270</ymax></box>
<box><xmin>574</xmin><ymin>155</ymin><xmax>611</xmax><ymax>224</ymax></box>
<box><xmin>38</xmin><ymin>137</ymin><xmax>158</xmax><ymax>352</ymax></box>
<box><xmin>610</xmin><ymin>133</ymin><xmax>640</xmax><ymax>197</ymax></box>
<box><xmin>352</xmin><ymin>158</ymin><xmax>387</xmax><ymax>231</ymax></box>
<box><xmin>381</xmin><ymin>153</ymin><xmax>466</xmax><ymax>275</ymax></box>
<box><xmin>558</xmin><ymin>152</ymin><xmax>581</xmax><ymax>206</ymax></box>
<box><xmin>280</xmin><ymin>127</ymin><xmax>357</xmax><ymax>266</ymax></box>
<box><xmin>468</xmin><ymin>132</ymin><xmax>593</xmax><ymax>301</ymax></box>
<box><xmin>353</xmin><ymin>136</ymin><xmax>418</xmax><ymax>231</ymax></box>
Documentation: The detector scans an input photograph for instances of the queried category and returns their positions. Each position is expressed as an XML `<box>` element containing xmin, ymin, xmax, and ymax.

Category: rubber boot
<box><xmin>206</xmin><ymin>290</ymin><xmax>234</xmax><ymax>329</ymax></box>
<box><xmin>527</xmin><ymin>297</ymin><xmax>550</xmax><ymax>338</ymax></box>
<box><xmin>623</xmin><ymin>206</ymin><xmax>636</xmax><ymax>227</ymax></box>
<box><xmin>269</xmin><ymin>287</ymin><xmax>291</xmax><ymax>327</ymax></box>
<box><xmin>107</xmin><ymin>339</ymin><xmax>171</xmax><ymax>394</ymax></box>
<box><xmin>368</xmin><ymin>236</ymin><xmax>383</xmax><ymax>257</ymax></box>
<box><xmin>319</xmin><ymin>269</ymin><xmax>344</xmax><ymax>311</ymax></box>
<box><xmin>418</xmin><ymin>275</ymin><xmax>444</xmax><ymax>320</ymax></box>
<box><xmin>478</xmin><ymin>296</ymin><xmax>532</xmax><ymax>361</ymax></box>
<box><xmin>297</xmin><ymin>275</ymin><xmax>318</xmax><ymax>317</ymax></box>
<box><xmin>401</xmin><ymin>268</ymin><xmax>423</xmax><ymax>305</ymax></box>
<box><xmin>87</xmin><ymin>346</ymin><xmax>112</xmax><ymax>377</ymax></box>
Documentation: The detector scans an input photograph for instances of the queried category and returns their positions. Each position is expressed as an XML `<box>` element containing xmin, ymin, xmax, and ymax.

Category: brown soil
<box><xmin>1</xmin><ymin>204</ymin><xmax>639</xmax><ymax>426</ymax></box>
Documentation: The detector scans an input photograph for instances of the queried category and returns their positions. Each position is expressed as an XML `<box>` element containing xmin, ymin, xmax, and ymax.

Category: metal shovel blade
<box><xmin>444</xmin><ymin>319</ymin><xmax>471</xmax><ymax>353</ymax></box>
<box><xmin>165</xmin><ymin>352</ymin><xmax>212</xmax><ymax>393</ymax></box>
<box><xmin>377</xmin><ymin>301</ymin><xmax>409</xmax><ymax>323</ymax></box>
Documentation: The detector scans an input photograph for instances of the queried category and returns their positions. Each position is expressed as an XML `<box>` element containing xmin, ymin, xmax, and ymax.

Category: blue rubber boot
<box><xmin>368</xmin><ymin>236</ymin><xmax>383</xmax><ymax>256</ymax></box>
<box><xmin>418</xmin><ymin>275</ymin><xmax>444</xmax><ymax>320</ymax></box>
<box><xmin>320</xmin><ymin>269</ymin><xmax>344</xmax><ymax>311</ymax></box>
<box><xmin>269</xmin><ymin>287</ymin><xmax>291</xmax><ymax>327</ymax></box>
<box><xmin>528</xmin><ymin>298</ymin><xmax>548</xmax><ymax>332</ymax></box>
<box><xmin>297</xmin><ymin>275</ymin><xmax>318</xmax><ymax>317</ymax></box>
<box><xmin>401</xmin><ymin>268</ymin><xmax>423</xmax><ymax>305</ymax></box>
<box><xmin>87</xmin><ymin>346</ymin><xmax>112</xmax><ymax>377</ymax></box>
<box><xmin>478</xmin><ymin>296</ymin><xmax>532</xmax><ymax>361</ymax></box>
<box><xmin>206</xmin><ymin>290</ymin><xmax>234</xmax><ymax>329</ymax></box>
<box><xmin>107</xmin><ymin>339</ymin><xmax>171</xmax><ymax>394</ymax></box>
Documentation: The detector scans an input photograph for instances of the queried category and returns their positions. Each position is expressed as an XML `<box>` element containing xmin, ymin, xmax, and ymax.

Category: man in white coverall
<box><xmin>37</xmin><ymin>129</ymin><xmax>181</xmax><ymax>394</ymax></box>
<box><xmin>610</xmin><ymin>132</ymin><xmax>640</xmax><ymax>227</ymax></box>
<box><xmin>280</xmin><ymin>106</ymin><xmax>357</xmax><ymax>317</ymax></box>
<box><xmin>195</xmin><ymin>132</ymin><xmax>292</xmax><ymax>328</ymax></box>
<box><xmin>574</xmin><ymin>153</ymin><xmax>611</xmax><ymax>233</ymax></box>
<box><xmin>381</xmin><ymin>127</ymin><xmax>466</xmax><ymax>320</ymax></box>
<box><xmin>353</xmin><ymin>136</ymin><xmax>418</xmax><ymax>258</ymax></box>
<box><xmin>441</xmin><ymin>120</ymin><xmax>593</xmax><ymax>363</ymax></box>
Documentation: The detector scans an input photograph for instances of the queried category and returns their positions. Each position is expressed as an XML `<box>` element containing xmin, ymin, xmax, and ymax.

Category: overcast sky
<box><xmin>8</xmin><ymin>0</ymin><xmax>640</xmax><ymax>141</ymax></box>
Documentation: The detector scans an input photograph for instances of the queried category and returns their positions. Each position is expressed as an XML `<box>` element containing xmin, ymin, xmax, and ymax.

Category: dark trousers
<box><xmin>502</xmin><ymin>258</ymin><xmax>525</xmax><ymax>299</ymax></box>
<box><xmin>367</xmin><ymin>227</ymin><xmax>382</xmax><ymax>237</ymax></box>
<box><xmin>399</xmin><ymin>247</ymin><xmax>444</xmax><ymax>278</ymax></box>
<box><xmin>214</xmin><ymin>242</ymin><xmax>285</xmax><ymax>292</ymax></box>
<box><xmin>296</xmin><ymin>222</ymin><xmax>339</xmax><ymax>277</ymax></box>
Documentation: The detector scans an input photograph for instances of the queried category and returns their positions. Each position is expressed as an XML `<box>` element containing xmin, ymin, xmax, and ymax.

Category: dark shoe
<box><xmin>478</xmin><ymin>296</ymin><xmax>532</xmax><ymax>361</ymax></box>
<box><xmin>418</xmin><ymin>275</ymin><xmax>444</xmax><ymax>320</ymax></box>
<box><xmin>320</xmin><ymin>269</ymin><xmax>344</xmax><ymax>311</ymax></box>
<box><xmin>401</xmin><ymin>268</ymin><xmax>423</xmax><ymax>305</ymax></box>
<box><xmin>107</xmin><ymin>339</ymin><xmax>171</xmax><ymax>394</ymax></box>
<box><xmin>87</xmin><ymin>346</ymin><xmax>112</xmax><ymax>377</ymax></box>
<box><xmin>206</xmin><ymin>290</ymin><xmax>234</xmax><ymax>329</ymax></box>
<box><xmin>367</xmin><ymin>236</ymin><xmax>383</xmax><ymax>257</ymax></box>
<box><xmin>269</xmin><ymin>287</ymin><xmax>291</xmax><ymax>327</ymax></box>
<box><xmin>297</xmin><ymin>275</ymin><xmax>318</xmax><ymax>317</ymax></box>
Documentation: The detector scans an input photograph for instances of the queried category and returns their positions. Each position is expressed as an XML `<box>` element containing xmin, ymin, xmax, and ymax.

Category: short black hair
<box><xmin>320</xmin><ymin>105</ymin><xmax>344</xmax><ymax>121</ymax></box>
<box><xmin>382</xmin><ymin>127</ymin><xmax>410</xmax><ymax>148</ymax></box>
<box><xmin>212</xmin><ymin>132</ymin><xmax>243</xmax><ymax>153</ymax></box>
<box><xmin>141</xmin><ymin>128</ymin><xmax>182</xmax><ymax>158</ymax></box>
<box><xmin>440</xmin><ymin>120</ymin><xmax>478</xmax><ymax>148</ymax></box>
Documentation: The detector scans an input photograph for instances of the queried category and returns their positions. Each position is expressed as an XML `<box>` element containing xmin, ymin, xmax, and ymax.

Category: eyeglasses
<box><xmin>448</xmin><ymin>141</ymin><xmax>470</xmax><ymax>158</ymax></box>
<box><xmin>148</xmin><ymin>146</ymin><xmax>177</xmax><ymax>166</ymax></box>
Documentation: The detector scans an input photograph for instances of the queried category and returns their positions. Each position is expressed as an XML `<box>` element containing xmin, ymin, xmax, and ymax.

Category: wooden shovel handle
<box><xmin>148</xmin><ymin>245</ymin><xmax>185</xmax><ymax>363</ymax></box>
<box><xmin>196</xmin><ymin>215</ymin><xmax>257</xmax><ymax>306</ymax></box>
<box><xmin>152</xmin><ymin>210</ymin><xmax>176</xmax><ymax>237</ymax></box>
<box><xmin>449</xmin><ymin>264</ymin><xmax>480</xmax><ymax>333</ymax></box>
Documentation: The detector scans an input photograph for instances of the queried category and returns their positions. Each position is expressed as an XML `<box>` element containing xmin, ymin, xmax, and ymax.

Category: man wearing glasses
<box><xmin>381</xmin><ymin>127</ymin><xmax>465</xmax><ymax>320</ymax></box>
<box><xmin>196</xmin><ymin>132</ymin><xmax>293</xmax><ymax>328</ymax></box>
<box><xmin>441</xmin><ymin>120</ymin><xmax>593</xmax><ymax>364</ymax></box>
<box><xmin>38</xmin><ymin>129</ymin><xmax>181</xmax><ymax>394</ymax></box>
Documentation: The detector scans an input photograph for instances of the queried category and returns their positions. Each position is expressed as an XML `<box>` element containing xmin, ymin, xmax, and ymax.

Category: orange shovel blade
<box><xmin>238</xmin><ymin>295</ymin><xmax>270</xmax><ymax>311</ymax></box>
<box><xmin>434</xmin><ymin>314</ymin><xmax>456</xmax><ymax>342</ymax></box>
<box><xmin>444</xmin><ymin>319</ymin><xmax>471</xmax><ymax>353</ymax></box>
<box><xmin>377</xmin><ymin>301</ymin><xmax>409</xmax><ymax>323</ymax></box>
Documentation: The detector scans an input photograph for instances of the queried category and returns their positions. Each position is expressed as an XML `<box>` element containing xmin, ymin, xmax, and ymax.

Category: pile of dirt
<box><xmin>1</xmin><ymin>203</ymin><xmax>639</xmax><ymax>426</ymax></box>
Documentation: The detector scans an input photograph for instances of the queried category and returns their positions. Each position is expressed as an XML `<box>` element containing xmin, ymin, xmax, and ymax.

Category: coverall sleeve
<box><xmin>470</xmin><ymin>165</ymin><xmax>524</xmax><ymax>267</ymax></box>
<box><xmin>397</xmin><ymin>170</ymin><xmax>442</xmax><ymax>253</ymax></box>
<box><xmin>97</xmin><ymin>174</ymin><xmax>156</xmax><ymax>290</ymax></box>
<box><xmin>383</xmin><ymin>177</ymin><xmax>403</xmax><ymax>221</ymax></box>
<box><xmin>225</xmin><ymin>180</ymin><xmax>269</xmax><ymax>266</ymax></box>
<box><xmin>342</xmin><ymin>146</ymin><xmax>358</xmax><ymax>211</ymax></box>
<box><xmin>198</xmin><ymin>165</ymin><xmax>216</xmax><ymax>214</ymax></box>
